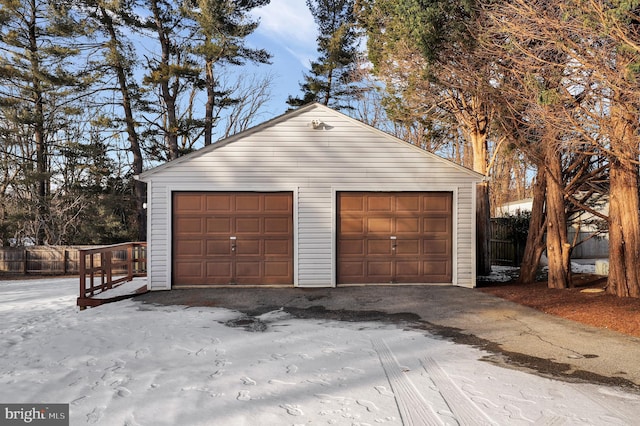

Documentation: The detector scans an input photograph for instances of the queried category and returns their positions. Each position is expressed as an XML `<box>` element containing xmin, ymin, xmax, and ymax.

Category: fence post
<box><xmin>127</xmin><ymin>244</ymin><xmax>133</xmax><ymax>281</ymax></box>
<box><xmin>79</xmin><ymin>251</ymin><xmax>86</xmax><ymax>303</ymax></box>
<box><xmin>89</xmin><ymin>254</ymin><xmax>95</xmax><ymax>296</ymax></box>
<box><xmin>105</xmin><ymin>251</ymin><xmax>112</xmax><ymax>290</ymax></box>
<box><xmin>23</xmin><ymin>248</ymin><xmax>27</xmax><ymax>274</ymax></box>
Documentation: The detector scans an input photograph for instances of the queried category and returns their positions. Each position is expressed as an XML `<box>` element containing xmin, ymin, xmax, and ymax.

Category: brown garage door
<box><xmin>173</xmin><ymin>192</ymin><xmax>293</xmax><ymax>286</ymax></box>
<box><xmin>337</xmin><ymin>192</ymin><xmax>452</xmax><ymax>284</ymax></box>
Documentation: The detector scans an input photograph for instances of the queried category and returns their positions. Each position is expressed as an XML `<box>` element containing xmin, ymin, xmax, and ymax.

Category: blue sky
<box><xmin>247</xmin><ymin>0</ymin><xmax>318</xmax><ymax>117</ymax></box>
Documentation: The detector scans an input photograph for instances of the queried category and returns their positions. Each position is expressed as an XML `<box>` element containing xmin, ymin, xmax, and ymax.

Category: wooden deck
<box><xmin>77</xmin><ymin>242</ymin><xmax>148</xmax><ymax>309</ymax></box>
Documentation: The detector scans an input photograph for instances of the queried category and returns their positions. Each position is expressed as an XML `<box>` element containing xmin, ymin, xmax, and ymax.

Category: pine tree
<box><xmin>182</xmin><ymin>0</ymin><xmax>271</xmax><ymax>146</ymax></box>
<box><xmin>84</xmin><ymin>0</ymin><xmax>148</xmax><ymax>241</ymax></box>
<box><xmin>288</xmin><ymin>0</ymin><xmax>362</xmax><ymax>110</ymax></box>
<box><xmin>0</xmin><ymin>0</ymin><xmax>90</xmax><ymax>244</ymax></box>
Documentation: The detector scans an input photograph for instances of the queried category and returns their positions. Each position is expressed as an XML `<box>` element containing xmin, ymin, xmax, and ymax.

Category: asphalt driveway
<box><xmin>136</xmin><ymin>284</ymin><xmax>640</xmax><ymax>390</ymax></box>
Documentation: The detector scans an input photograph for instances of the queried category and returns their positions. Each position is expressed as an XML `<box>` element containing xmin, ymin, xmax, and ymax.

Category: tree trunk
<box><xmin>28</xmin><ymin>0</ymin><xmax>47</xmax><ymax>245</ymax></box>
<box><xmin>204</xmin><ymin>60</ymin><xmax>215</xmax><ymax>146</ymax></box>
<box><xmin>607</xmin><ymin>97</ymin><xmax>640</xmax><ymax>297</ymax></box>
<box><xmin>469</xmin><ymin>125</ymin><xmax>492</xmax><ymax>276</ymax></box>
<box><xmin>476</xmin><ymin>182</ymin><xmax>492</xmax><ymax>275</ymax></box>
<box><xmin>150</xmin><ymin>0</ymin><xmax>179</xmax><ymax>161</ymax></box>
<box><xmin>161</xmin><ymin>74</ymin><xmax>179</xmax><ymax>160</ymax></box>
<box><xmin>545</xmin><ymin>146</ymin><xmax>571</xmax><ymax>289</ymax></box>
<box><xmin>100</xmin><ymin>6</ymin><xmax>146</xmax><ymax>241</ymax></box>
<box><xmin>517</xmin><ymin>164</ymin><xmax>546</xmax><ymax>284</ymax></box>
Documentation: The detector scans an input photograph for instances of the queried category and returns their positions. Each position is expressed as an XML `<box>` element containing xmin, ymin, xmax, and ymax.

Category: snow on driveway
<box><xmin>0</xmin><ymin>278</ymin><xmax>638</xmax><ymax>425</ymax></box>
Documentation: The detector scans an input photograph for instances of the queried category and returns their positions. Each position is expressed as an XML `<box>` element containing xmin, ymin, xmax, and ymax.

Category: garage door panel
<box><xmin>236</xmin><ymin>261</ymin><xmax>261</xmax><ymax>278</ymax></box>
<box><xmin>173</xmin><ymin>192</ymin><xmax>292</xmax><ymax>286</ymax></box>
<box><xmin>423</xmin><ymin>217</ymin><xmax>450</xmax><ymax>233</ymax></box>
<box><xmin>236</xmin><ymin>239</ymin><xmax>261</xmax><ymax>255</ymax></box>
<box><xmin>396</xmin><ymin>195</ymin><xmax>420</xmax><ymax>212</ymax></box>
<box><xmin>265</xmin><ymin>217</ymin><xmax>291</xmax><ymax>234</ymax></box>
<box><xmin>338</xmin><ymin>261</ymin><xmax>364</xmax><ymax>278</ymax></box>
<box><xmin>367</xmin><ymin>261</ymin><xmax>392</xmax><ymax>277</ymax></box>
<box><xmin>206</xmin><ymin>194</ymin><xmax>232</xmax><ymax>212</ymax></box>
<box><xmin>265</xmin><ymin>261</ymin><xmax>292</xmax><ymax>277</ymax></box>
<box><xmin>236</xmin><ymin>217</ymin><xmax>261</xmax><ymax>234</ymax></box>
<box><xmin>206</xmin><ymin>217</ymin><xmax>231</xmax><ymax>234</ymax></box>
<box><xmin>340</xmin><ymin>217</ymin><xmax>364</xmax><ymax>234</ymax></box>
<box><xmin>206</xmin><ymin>240</ymin><xmax>231</xmax><ymax>256</ymax></box>
<box><xmin>175</xmin><ymin>195</ymin><xmax>204</xmax><ymax>212</ymax></box>
<box><xmin>423</xmin><ymin>239</ymin><xmax>450</xmax><ymax>255</ymax></box>
<box><xmin>339</xmin><ymin>240</ymin><xmax>364</xmax><ymax>255</ymax></box>
<box><xmin>340</xmin><ymin>195</ymin><xmax>364</xmax><ymax>212</ymax></box>
<box><xmin>175</xmin><ymin>240</ymin><xmax>204</xmax><ymax>256</ymax></box>
<box><xmin>235</xmin><ymin>195</ymin><xmax>261</xmax><ymax>212</ymax></box>
<box><xmin>174</xmin><ymin>262</ymin><xmax>204</xmax><ymax>278</ymax></box>
<box><xmin>338</xmin><ymin>192</ymin><xmax>452</xmax><ymax>284</ymax></box>
<box><xmin>423</xmin><ymin>195</ymin><xmax>451</xmax><ymax>212</ymax></box>
<box><xmin>367</xmin><ymin>239</ymin><xmax>392</xmax><ymax>255</ymax></box>
<box><xmin>175</xmin><ymin>217</ymin><xmax>203</xmax><ymax>234</ymax></box>
<box><xmin>265</xmin><ymin>195</ymin><xmax>292</xmax><ymax>212</ymax></box>
<box><xmin>423</xmin><ymin>261</ymin><xmax>451</xmax><ymax>276</ymax></box>
<box><xmin>206</xmin><ymin>262</ymin><xmax>232</xmax><ymax>279</ymax></box>
<box><xmin>368</xmin><ymin>217</ymin><xmax>392</xmax><ymax>233</ymax></box>
<box><xmin>265</xmin><ymin>239</ymin><xmax>291</xmax><ymax>255</ymax></box>
<box><xmin>368</xmin><ymin>196</ymin><xmax>393</xmax><ymax>212</ymax></box>
<box><xmin>396</xmin><ymin>217</ymin><xmax>420</xmax><ymax>233</ymax></box>
<box><xmin>396</xmin><ymin>239</ymin><xmax>420</xmax><ymax>255</ymax></box>
<box><xmin>396</xmin><ymin>261</ymin><xmax>420</xmax><ymax>277</ymax></box>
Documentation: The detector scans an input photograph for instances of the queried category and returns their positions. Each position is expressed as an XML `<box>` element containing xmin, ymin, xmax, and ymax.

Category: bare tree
<box><xmin>221</xmin><ymin>73</ymin><xmax>274</xmax><ymax>139</ymax></box>
<box><xmin>482</xmin><ymin>0</ymin><xmax>640</xmax><ymax>295</ymax></box>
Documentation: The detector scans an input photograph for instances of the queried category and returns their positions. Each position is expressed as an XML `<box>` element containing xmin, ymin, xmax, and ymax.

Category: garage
<box><xmin>172</xmin><ymin>192</ymin><xmax>293</xmax><ymax>286</ymax></box>
<box><xmin>337</xmin><ymin>192</ymin><xmax>452</xmax><ymax>284</ymax></box>
<box><xmin>139</xmin><ymin>103</ymin><xmax>482</xmax><ymax>290</ymax></box>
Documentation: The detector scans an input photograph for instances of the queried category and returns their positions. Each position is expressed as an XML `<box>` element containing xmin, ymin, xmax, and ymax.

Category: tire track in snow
<box><xmin>421</xmin><ymin>357</ymin><xmax>496</xmax><ymax>425</ymax></box>
<box><xmin>372</xmin><ymin>338</ymin><xmax>443</xmax><ymax>426</ymax></box>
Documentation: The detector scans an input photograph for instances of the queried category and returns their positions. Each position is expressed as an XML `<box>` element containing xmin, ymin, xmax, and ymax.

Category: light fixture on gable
<box><xmin>310</xmin><ymin>119</ymin><xmax>323</xmax><ymax>129</ymax></box>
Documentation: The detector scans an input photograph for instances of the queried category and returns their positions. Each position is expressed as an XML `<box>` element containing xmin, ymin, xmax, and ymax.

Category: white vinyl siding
<box><xmin>140</xmin><ymin>104</ymin><xmax>481</xmax><ymax>290</ymax></box>
<box><xmin>297</xmin><ymin>186</ymin><xmax>333</xmax><ymax>286</ymax></box>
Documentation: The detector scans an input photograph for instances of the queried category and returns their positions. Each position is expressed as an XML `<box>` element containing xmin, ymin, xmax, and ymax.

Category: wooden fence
<box><xmin>0</xmin><ymin>246</ymin><xmax>90</xmax><ymax>275</ymax></box>
<box><xmin>490</xmin><ymin>218</ymin><xmax>609</xmax><ymax>266</ymax></box>
<box><xmin>490</xmin><ymin>218</ymin><xmax>526</xmax><ymax>266</ymax></box>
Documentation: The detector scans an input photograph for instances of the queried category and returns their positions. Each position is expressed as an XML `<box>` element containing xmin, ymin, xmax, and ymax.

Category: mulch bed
<box><xmin>479</xmin><ymin>274</ymin><xmax>640</xmax><ymax>338</ymax></box>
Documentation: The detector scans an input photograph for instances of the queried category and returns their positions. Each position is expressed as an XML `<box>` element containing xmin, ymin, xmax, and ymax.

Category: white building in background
<box><xmin>496</xmin><ymin>198</ymin><xmax>534</xmax><ymax>217</ymax></box>
<box><xmin>497</xmin><ymin>198</ymin><xmax>609</xmax><ymax>259</ymax></box>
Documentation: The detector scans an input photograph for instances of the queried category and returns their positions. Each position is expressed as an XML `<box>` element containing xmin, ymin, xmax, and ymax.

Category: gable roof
<box><xmin>137</xmin><ymin>102</ymin><xmax>484</xmax><ymax>181</ymax></box>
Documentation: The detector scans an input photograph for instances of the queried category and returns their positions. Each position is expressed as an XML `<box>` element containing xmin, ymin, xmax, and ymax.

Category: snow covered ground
<box><xmin>0</xmin><ymin>277</ymin><xmax>638</xmax><ymax>425</ymax></box>
<box><xmin>481</xmin><ymin>262</ymin><xmax>597</xmax><ymax>283</ymax></box>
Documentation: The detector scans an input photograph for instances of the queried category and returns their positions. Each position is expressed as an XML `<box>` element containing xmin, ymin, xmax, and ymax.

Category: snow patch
<box><xmin>0</xmin><ymin>277</ymin><xmax>637</xmax><ymax>425</ymax></box>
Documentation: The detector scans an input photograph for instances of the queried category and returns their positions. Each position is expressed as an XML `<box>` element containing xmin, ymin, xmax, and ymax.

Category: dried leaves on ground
<box><xmin>479</xmin><ymin>274</ymin><xmax>640</xmax><ymax>338</ymax></box>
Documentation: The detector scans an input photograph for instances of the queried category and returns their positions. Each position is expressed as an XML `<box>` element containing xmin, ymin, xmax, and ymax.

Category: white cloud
<box><xmin>252</xmin><ymin>0</ymin><xmax>317</xmax><ymax>67</ymax></box>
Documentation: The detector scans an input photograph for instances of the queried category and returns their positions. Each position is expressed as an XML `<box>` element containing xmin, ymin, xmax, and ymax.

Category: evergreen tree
<box><xmin>0</xmin><ymin>0</ymin><xmax>91</xmax><ymax>244</ymax></box>
<box><xmin>288</xmin><ymin>0</ymin><xmax>362</xmax><ymax>110</ymax></box>
<box><xmin>84</xmin><ymin>0</ymin><xmax>148</xmax><ymax>241</ymax></box>
<box><xmin>142</xmin><ymin>0</ymin><xmax>201</xmax><ymax>161</ymax></box>
<box><xmin>182</xmin><ymin>0</ymin><xmax>271</xmax><ymax>146</ymax></box>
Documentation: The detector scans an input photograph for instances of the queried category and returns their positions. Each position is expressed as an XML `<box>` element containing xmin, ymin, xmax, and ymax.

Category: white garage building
<box><xmin>137</xmin><ymin>103</ymin><xmax>483</xmax><ymax>290</ymax></box>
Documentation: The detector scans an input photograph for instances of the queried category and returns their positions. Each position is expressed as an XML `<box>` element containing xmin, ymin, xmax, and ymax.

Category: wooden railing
<box><xmin>77</xmin><ymin>242</ymin><xmax>147</xmax><ymax>308</ymax></box>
